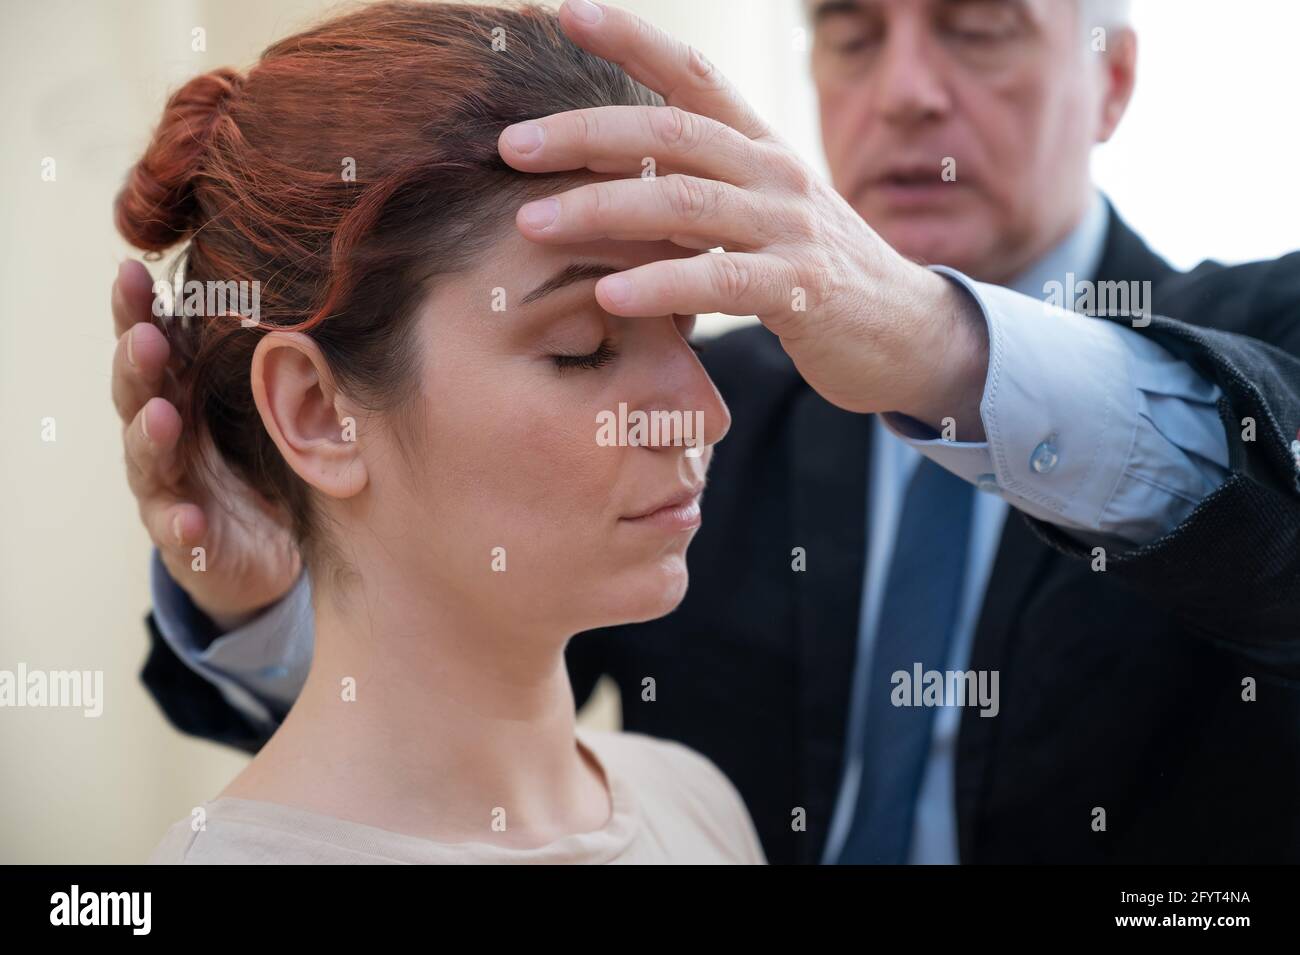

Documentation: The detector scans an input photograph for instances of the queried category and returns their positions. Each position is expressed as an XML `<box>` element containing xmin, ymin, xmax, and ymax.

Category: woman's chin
<box><xmin>598</xmin><ymin>555</ymin><xmax>691</xmax><ymax>626</ymax></box>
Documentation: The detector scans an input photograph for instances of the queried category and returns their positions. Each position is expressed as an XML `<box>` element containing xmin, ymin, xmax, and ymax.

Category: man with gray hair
<box><xmin>113</xmin><ymin>0</ymin><xmax>1300</xmax><ymax>864</ymax></box>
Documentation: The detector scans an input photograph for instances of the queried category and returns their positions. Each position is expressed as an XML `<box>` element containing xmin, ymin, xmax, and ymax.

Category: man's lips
<box><xmin>878</xmin><ymin>168</ymin><xmax>941</xmax><ymax>184</ymax></box>
<box><xmin>861</xmin><ymin>165</ymin><xmax>967</xmax><ymax>208</ymax></box>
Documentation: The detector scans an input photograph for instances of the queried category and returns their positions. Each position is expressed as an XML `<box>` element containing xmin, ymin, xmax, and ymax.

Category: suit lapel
<box><xmin>787</xmin><ymin>388</ymin><xmax>871</xmax><ymax>863</ymax></box>
<box><xmin>954</xmin><ymin>201</ymin><xmax>1177</xmax><ymax>861</ymax></box>
<box><xmin>1093</xmin><ymin>201</ymin><xmax>1177</xmax><ymax>292</ymax></box>
<box><xmin>954</xmin><ymin>511</ymin><xmax>1055</xmax><ymax>861</ymax></box>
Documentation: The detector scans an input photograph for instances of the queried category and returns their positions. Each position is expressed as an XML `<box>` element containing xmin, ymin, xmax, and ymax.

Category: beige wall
<box><xmin>0</xmin><ymin>0</ymin><xmax>817</xmax><ymax>863</ymax></box>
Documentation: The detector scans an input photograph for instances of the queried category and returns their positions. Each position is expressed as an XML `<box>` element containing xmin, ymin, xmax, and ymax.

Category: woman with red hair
<box><xmin>119</xmin><ymin>1</ymin><xmax>761</xmax><ymax>864</ymax></box>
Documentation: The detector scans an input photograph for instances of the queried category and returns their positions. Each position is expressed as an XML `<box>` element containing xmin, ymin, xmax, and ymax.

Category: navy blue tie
<box><xmin>836</xmin><ymin>457</ymin><xmax>974</xmax><ymax>864</ymax></box>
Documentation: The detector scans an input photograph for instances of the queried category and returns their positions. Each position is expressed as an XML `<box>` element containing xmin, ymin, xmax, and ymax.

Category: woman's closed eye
<box><xmin>549</xmin><ymin>334</ymin><xmax>703</xmax><ymax>373</ymax></box>
<box><xmin>551</xmin><ymin>338</ymin><xmax>618</xmax><ymax>373</ymax></box>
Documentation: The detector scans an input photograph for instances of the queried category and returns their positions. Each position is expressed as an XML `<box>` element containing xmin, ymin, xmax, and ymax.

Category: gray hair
<box><xmin>1081</xmin><ymin>0</ymin><xmax>1132</xmax><ymax>29</ymax></box>
<box><xmin>797</xmin><ymin>0</ymin><xmax>1134</xmax><ymax>36</ymax></box>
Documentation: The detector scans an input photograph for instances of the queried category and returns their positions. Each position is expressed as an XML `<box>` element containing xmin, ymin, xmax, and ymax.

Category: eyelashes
<box><xmin>549</xmin><ymin>337</ymin><xmax>705</xmax><ymax>374</ymax></box>
<box><xmin>552</xmin><ymin>338</ymin><xmax>618</xmax><ymax>372</ymax></box>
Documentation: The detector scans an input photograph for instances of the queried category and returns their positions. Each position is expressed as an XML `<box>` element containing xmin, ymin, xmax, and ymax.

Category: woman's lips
<box><xmin>621</xmin><ymin>489</ymin><xmax>703</xmax><ymax>531</ymax></box>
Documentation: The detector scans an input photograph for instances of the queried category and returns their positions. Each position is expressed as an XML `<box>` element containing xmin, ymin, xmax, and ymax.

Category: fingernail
<box><xmin>140</xmin><ymin>407</ymin><xmax>150</xmax><ymax>441</ymax></box>
<box><xmin>172</xmin><ymin>513</ymin><xmax>183</xmax><ymax>545</ymax></box>
<box><xmin>602</xmin><ymin>275</ymin><xmax>632</xmax><ymax>306</ymax></box>
<box><xmin>568</xmin><ymin>0</ymin><xmax>604</xmax><ymax>24</ymax></box>
<box><xmin>519</xmin><ymin>197</ymin><xmax>559</xmax><ymax>230</ymax></box>
<box><xmin>505</xmin><ymin>123</ymin><xmax>544</xmax><ymax>154</ymax></box>
<box><xmin>127</xmin><ymin>323</ymin><xmax>138</xmax><ymax>367</ymax></box>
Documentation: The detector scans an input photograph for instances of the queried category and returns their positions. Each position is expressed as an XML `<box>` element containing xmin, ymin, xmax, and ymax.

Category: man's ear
<box><xmin>1095</xmin><ymin>27</ymin><xmax>1137</xmax><ymax>144</ymax></box>
<box><xmin>250</xmin><ymin>331</ymin><xmax>368</xmax><ymax>499</ymax></box>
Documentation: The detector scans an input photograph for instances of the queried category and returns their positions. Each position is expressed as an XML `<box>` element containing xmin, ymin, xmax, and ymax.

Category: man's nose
<box><xmin>874</xmin><ymin>24</ymin><xmax>952</xmax><ymax>127</ymax></box>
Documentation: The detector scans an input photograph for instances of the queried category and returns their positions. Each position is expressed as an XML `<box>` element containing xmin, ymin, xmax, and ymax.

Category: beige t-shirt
<box><xmin>148</xmin><ymin>728</ymin><xmax>767</xmax><ymax>864</ymax></box>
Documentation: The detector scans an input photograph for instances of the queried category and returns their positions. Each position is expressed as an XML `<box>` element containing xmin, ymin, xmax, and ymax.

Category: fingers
<box><xmin>112</xmin><ymin>320</ymin><xmax>170</xmax><ymax>425</ymax></box>
<box><xmin>112</xmin><ymin>259</ymin><xmax>155</xmax><ymax>338</ymax></box>
<box><xmin>114</xmin><ymin>259</ymin><xmax>209</xmax><ymax>565</ymax></box>
<box><xmin>148</xmin><ymin>499</ymin><xmax>209</xmax><ymax>566</ymax></box>
<box><xmin>123</xmin><ymin>396</ymin><xmax>184</xmax><ymax>502</ymax></box>
<box><xmin>111</xmin><ymin>257</ymin><xmax>170</xmax><ymax>430</ymax></box>
<box><xmin>594</xmin><ymin>250</ymin><xmax>797</xmax><ymax>319</ymax></box>
<box><xmin>124</xmin><ymin>394</ymin><xmax>210</xmax><ymax>561</ymax></box>
<box><xmin>498</xmin><ymin>104</ymin><xmax>766</xmax><ymax>187</ymax></box>
<box><xmin>557</xmin><ymin>0</ymin><xmax>772</xmax><ymax>142</ymax></box>
<box><xmin>126</xmin><ymin>394</ymin><xmax>208</xmax><ymax>561</ymax></box>
<box><xmin>515</xmin><ymin>174</ymin><xmax>778</xmax><ymax>250</ymax></box>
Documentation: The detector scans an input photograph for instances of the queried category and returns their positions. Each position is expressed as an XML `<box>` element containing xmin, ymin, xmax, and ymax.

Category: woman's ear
<box><xmin>250</xmin><ymin>331</ymin><xmax>368</xmax><ymax>499</ymax></box>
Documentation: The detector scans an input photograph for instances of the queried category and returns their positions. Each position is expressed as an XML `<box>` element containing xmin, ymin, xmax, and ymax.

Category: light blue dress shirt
<box><xmin>150</xmin><ymin>191</ymin><xmax>1232</xmax><ymax>860</ymax></box>
<box><xmin>819</xmin><ymin>191</ymin><xmax>1231</xmax><ymax>863</ymax></box>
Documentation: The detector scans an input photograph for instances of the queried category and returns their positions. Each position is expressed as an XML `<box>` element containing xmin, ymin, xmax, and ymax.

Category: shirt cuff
<box><xmin>882</xmin><ymin>267</ymin><xmax>1230</xmax><ymax>547</ymax></box>
<box><xmin>149</xmin><ymin>551</ymin><xmax>313</xmax><ymax>722</ymax></box>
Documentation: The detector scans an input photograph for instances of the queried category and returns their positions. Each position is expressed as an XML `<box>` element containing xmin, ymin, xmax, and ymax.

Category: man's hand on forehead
<box><xmin>496</xmin><ymin>0</ymin><xmax>991</xmax><ymax>440</ymax></box>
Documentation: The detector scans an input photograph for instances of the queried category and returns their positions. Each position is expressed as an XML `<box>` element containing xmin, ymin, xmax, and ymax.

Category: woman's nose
<box><xmin>641</xmin><ymin>342</ymin><xmax>731</xmax><ymax>454</ymax></box>
<box><xmin>692</xmin><ymin>362</ymin><xmax>731</xmax><ymax>450</ymax></box>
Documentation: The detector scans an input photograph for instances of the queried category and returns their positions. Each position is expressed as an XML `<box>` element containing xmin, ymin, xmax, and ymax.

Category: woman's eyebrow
<box><xmin>520</xmin><ymin>262</ymin><xmax>621</xmax><ymax>306</ymax></box>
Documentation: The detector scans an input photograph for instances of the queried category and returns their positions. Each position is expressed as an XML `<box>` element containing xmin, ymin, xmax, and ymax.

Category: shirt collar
<box><xmin>872</xmin><ymin>190</ymin><xmax>1112</xmax><ymax>470</ymax></box>
<box><xmin>1007</xmin><ymin>189</ymin><xmax>1109</xmax><ymax>298</ymax></box>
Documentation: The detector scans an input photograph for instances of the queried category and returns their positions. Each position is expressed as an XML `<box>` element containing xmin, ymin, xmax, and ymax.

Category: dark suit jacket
<box><xmin>142</xmin><ymin>205</ymin><xmax>1300</xmax><ymax>863</ymax></box>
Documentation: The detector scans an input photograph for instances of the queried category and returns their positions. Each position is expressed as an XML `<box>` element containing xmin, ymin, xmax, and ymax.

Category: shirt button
<box><xmin>1030</xmin><ymin>439</ymin><xmax>1060</xmax><ymax>475</ymax></box>
<box><xmin>976</xmin><ymin>473</ymin><xmax>1000</xmax><ymax>493</ymax></box>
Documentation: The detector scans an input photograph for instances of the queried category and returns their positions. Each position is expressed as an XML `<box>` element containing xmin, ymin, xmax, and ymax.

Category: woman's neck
<box><xmin>220</xmin><ymin>575</ymin><xmax>612</xmax><ymax>848</ymax></box>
